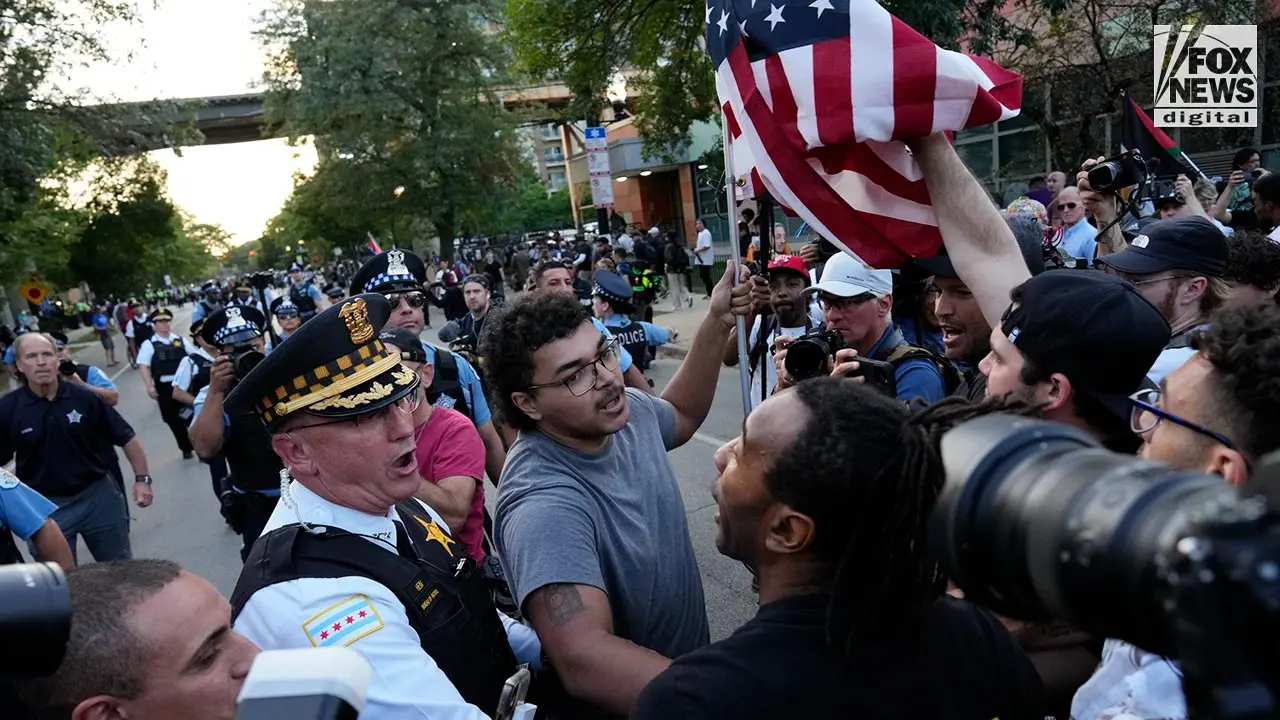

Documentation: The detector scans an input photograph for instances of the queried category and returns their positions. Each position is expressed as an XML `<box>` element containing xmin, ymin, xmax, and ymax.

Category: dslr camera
<box><xmin>783</xmin><ymin>328</ymin><xmax>845</xmax><ymax>381</ymax></box>
<box><xmin>247</xmin><ymin>271</ymin><xmax>275</xmax><ymax>290</ymax></box>
<box><xmin>930</xmin><ymin>415</ymin><xmax>1280</xmax><ymax>719</ymax></box>
<box><xmin>230</xmin><ymin>343</ymin><xmax>265</xmax><ymax>379</ymax></box>
<box><xmin>1086</xmin><ymin>150</ymin><xmax>1149</xmax><ymax>193</ymax></box>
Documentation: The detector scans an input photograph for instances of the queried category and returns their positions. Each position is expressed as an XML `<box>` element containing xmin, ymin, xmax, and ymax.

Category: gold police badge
<box><xmin>338</xmin><ymin>298</ymin><xmax>375</xmax><ymax>344</ymax></box>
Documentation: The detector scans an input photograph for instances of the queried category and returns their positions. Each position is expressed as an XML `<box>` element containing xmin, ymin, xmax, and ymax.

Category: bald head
<box><xmin>14</xmin><ymin>332</ymin><xmax>55</xmax><ymax>356</ymax></box>
<box><xmin>13</xmin><ymin>332</ymin><xmax>58</xmax><ymax>384</ymax></box>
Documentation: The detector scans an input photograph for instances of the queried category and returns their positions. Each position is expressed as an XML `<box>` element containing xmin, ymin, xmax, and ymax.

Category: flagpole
<box><xmin>722</xmin><ymin>127</ymin><xmax>753</xmax><ymax>418</ymax></box>
<box><xmin>1179</xmin><ymin>151</ymin><xmax>1208</xmax><ymax>180</ymax></box>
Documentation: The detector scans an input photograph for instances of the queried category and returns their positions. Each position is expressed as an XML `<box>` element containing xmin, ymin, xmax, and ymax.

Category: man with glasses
<box><xmin>350</xmin><ymin>249</ymin><xmax>507</xmax><ymax>485</ymax></box>
<box><xmin>773</xmin><ymin>251</ymin><xmax>953</xmax><ymax>405</ymax></box>
<box><xmin>1053</xmin><ymin>186</ymin><xmax>1098</xmax><ymax>265</ymax></box>
<box><xmin>269</xmin><ymin>295</ymin><xmax>303</xmax><ymax>342</ymax></box>
<box><xmin>480</xmin><ymin>271</ymin><xmax>757</xmax><ymax>717</ymax></box>
<box><xmin>286</xmin><ymin>264</ymin><xmax>324</xmax><ymax>321</ymax></box>
<box><xmin>1096</xmin><ymin>216</ymin><xmax>1231</xmax><ymax>383</ymax></box>
<box><xmin>1072</xmin><ymin>302</ymin><xmax>1280</xmax><ymax>720</ymax></box>
<box><xmin>188</xmin><ymin>306</ymin><xmax>281</xmax><ymax>560</ymax></box>
<box><xmin>228</xmin><ymin>294</ymin><xmax>541</xmax><ymax>719</ymax></box>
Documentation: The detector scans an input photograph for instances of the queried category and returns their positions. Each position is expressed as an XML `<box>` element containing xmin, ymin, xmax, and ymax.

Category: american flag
<box><xmin>367</xmin><ymin>231</ymin><xmax>383</xmax><ymax>255</ymax></box>
<box><xmin>707</xmin><ymin>0</ymin><xmax>1024</xmax><ymax>267</ymax></box>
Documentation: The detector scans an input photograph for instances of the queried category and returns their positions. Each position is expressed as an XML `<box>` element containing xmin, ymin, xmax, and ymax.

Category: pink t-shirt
<box><xmin>413</xmin><ymin>407</ymin><xmax>486</xmax><ymax>563</ymax></box>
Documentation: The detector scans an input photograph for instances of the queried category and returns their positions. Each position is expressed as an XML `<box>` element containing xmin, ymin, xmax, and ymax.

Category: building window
<box><xmin>540</xmin><ymin>123</ymin><xmax>560</xmax><ymax>141</ymax></box>
<box><xmin>543</xmin><ymin>147</ymin><xmax>565</xmax><ymax>164</ymax></box>
<box><xmin>547</xmin><ymin>171</ymin><xmax>567</xmax><ymax>190</ymax></box>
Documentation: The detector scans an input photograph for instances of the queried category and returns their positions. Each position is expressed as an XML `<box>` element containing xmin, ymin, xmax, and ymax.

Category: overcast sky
<box><xmin>73</xmin><ymin>0</ymin><xmax>316</xmax><ymax>245</ymax></box>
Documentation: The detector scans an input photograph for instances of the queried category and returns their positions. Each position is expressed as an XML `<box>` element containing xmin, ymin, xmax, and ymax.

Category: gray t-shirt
<box><xmin>495</xmin><ymin>388</ymin><xmax>710</xmax><ymax>661</ymax></box>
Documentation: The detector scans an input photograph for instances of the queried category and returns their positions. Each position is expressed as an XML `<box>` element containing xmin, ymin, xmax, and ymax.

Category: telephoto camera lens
<box><xmin>232</xmin><ymin>348</ymin><xmax>266</xmax><ymax>379</ymax></box>
<box><xmin>783</xmin><ymin>329</ymin><xmax>844</xmax><ymax>382</ymax></box>
<box><xmin>0</xmin><ymin>562</ymin><xmax>72</xmax><ymax>677</ymax></box>
<box><xmin>929</xmin><ymin>414</ymin><xmax>1230</xmax><ymax>657</ymax></box>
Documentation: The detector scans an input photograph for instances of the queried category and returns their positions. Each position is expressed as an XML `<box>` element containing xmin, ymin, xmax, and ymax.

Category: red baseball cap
<box><xmin>767</xmin><ymin>254</ymin><xmax>810</xmax><ymax>283</ymax></box>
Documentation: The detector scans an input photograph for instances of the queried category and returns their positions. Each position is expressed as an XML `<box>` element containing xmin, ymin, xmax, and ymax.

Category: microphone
<box><xmin>437</xmin><ymin>321</ymin><xmax>462</xmax><ymax>344</ymax></box>
<box><xmin>234</xmin><ymin>648</ymin><xmax>370</xmax><ymax>720</ymax></box>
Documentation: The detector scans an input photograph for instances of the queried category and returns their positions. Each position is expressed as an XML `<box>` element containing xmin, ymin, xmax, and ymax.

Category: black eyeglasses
<box><xmin>526</xmin><ymin>337</ymin><xmax>621</xmax><ymax>397</ymax></box>
<box><xmin>288</xmin><ymin>392</ymin><xmax>421</xmax><ymax>432</ymax></box>
<box><xmin>818</xmin><ymin>293</ymin><xmax>876</xmax><ymax>312</ymax></box>
<box><xmin>1058</xmin><ymin>202</ymin><xmax>1078</xmax><ymax>211</ymax></box>
<box><xmin>1129</xmin><ymin>388</ymin><xmax>1239</xmax><ymax>452</ymax></box>
<box><xmin>384</xmin><ymin>291</ymin><xmax>426</xmax><ymax>310</ymax></box>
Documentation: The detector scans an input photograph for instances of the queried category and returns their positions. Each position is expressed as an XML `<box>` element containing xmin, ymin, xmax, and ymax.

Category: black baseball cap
<box><xmin>915</xmin><ymin>214</ymin><xmax>1046</xmax><ymax>279</ymax></box>
<box><xmin>999</xmin><ymin>270</ymin><xmax>1170</xmax><ymax>421</ymax></box>
<box><xmin>1096</xmin><ymin>216</ymin><xmax>1228</xmax><ymax>277</ymax></box>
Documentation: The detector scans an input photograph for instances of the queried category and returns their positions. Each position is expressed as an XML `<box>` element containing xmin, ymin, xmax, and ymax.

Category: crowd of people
<box><xmin>0</xmin><ymin>128</ymin><xmax>1277</xmax><ymax>720</ymax></box>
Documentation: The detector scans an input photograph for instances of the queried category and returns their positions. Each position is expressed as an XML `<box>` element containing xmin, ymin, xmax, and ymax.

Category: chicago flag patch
<box><xmin>303</xmin><ymin>594</ymin><xmax>384</xmax><ymax>647</ymax></box>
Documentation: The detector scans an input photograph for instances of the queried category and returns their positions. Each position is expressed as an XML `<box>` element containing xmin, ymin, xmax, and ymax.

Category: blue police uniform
<box><xmin>0</xmin><ymin>470</ymin><xmax>58</xmax><ymax>564</ymax></box>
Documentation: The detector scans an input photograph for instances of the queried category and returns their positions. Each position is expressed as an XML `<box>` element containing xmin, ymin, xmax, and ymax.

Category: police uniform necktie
<box><xmin>394</xmin><ymin>520</ymin><xmax>419</xmax><ymax>561</ymax></box>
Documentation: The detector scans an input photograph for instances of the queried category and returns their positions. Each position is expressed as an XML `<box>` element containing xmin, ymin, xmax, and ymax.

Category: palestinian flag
<box><xmin>1121</xmin><ymin>97</ymin><xmax>1191</xmax><ymax>179</ymax></box>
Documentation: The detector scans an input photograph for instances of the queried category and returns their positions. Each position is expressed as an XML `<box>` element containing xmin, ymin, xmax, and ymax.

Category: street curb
<box><xmin>658</xmin><ymin>345</ymin><xmax>689</xmax><ymax>360</ymax></box>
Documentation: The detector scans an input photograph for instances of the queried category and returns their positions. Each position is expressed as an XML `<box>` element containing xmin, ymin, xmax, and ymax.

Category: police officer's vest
<box><xmin>189</xmin><ymin>354</ymin><xmax>214</xmax><ymax>397</ymax></box>
<box><xmin>148</xmin><ymin>336</ymin><xmax>186</xmax><ymax>383</ymax></box>
<box><xmin>229</xmin><ymin>500</ymin><xmax>516</xmax><ymax>716</ymax></box>
<box><xmin>198</xmin><ymin>299</ymin><xmax>220</xmax><ymax>318</ymax></box>
<box><xmin>607</xmin><ymin>320</ymin><xmax>650</xmax><ymax>372</ymax></box>
<box><xmin>290</xmin><ymin>284</ymin><xmax>318</xmax><ymax>317</ymax></box>
<box><xmin>133</xmin><ymin>318</ymin><xmax>154</xmax><ymax>345</ymax></box>
<box><xmin>426</xmin><ymin>349</ymin><xmax>474</xmax><ymax>422</ymax></box>
<box><xmin>223</xmin><ymin>409</ymin><xmax>282</xmax><ymax>493</ymax></box>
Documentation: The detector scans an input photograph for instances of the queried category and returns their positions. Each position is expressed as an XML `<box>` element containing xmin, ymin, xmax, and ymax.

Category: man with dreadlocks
<box><xmin>632</xmin><ymin>378</ymin><xmax>1046</xmax><ymax>719</ymax></box>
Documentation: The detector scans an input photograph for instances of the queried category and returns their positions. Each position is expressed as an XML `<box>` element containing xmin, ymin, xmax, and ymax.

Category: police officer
<box><xmin>287</xmin><ymin>263</ymin><xmax>324</xmax><ymax>321</ymax></box>
<box><xmin>350</xmin><ymin>250</ymin><xmax>507</xmax><ymax>484</ymax></box>
<box><xmin>188</xmin><ymin>306</ymin><xmax>281</xmax><ymax>560</ymax></box>
<box><xmin>324</xmin><ymin>283</ymin><xmax>346</xmax><ymax>303</ymax></box>
<box><xmin>192</xmin><ymin>283</ymin><xmax>223</xmax><ymax>323</ymax></box>
<box><xmin>591</xmin><ymin>270</ymin><xmax>675</xmax><ymax>375</ymax></box>
<box><xmin>269</xmin><ymin>295</ymin><xmax>303</xmax><ymax>342</ymax></box>
<box><xmin>0</xmin><ymin>468</ymin><xmax>74</xmax><ymax>572</ymax></box>
<box><xmin>227</xmin><ymin>294</ymin><xmax>540</xmax><ymax>718</ymax></box>
<box><xmin>230</xmin><ymin>279</ymin><xmax>268</xmax><ymax>314</ymax></box>
<box><xmin>136</xmin><ymin>307</ymin><xmax>195</xmax><ymax>459</ymax></box>
<box><xmin>172</xmin><ymin>319</ymin><xmax>232</xmax><ymax>510</ymax></box>
<box><xmin>123</xmin><ymin>299</ymin><xmax>152</xmax><ymax>369</ymax></box>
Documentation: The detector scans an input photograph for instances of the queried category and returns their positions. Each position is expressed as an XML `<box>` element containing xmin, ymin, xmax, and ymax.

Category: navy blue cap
<box><xmin>592</xmin><ymin>270</ymin><xmax>633</xmax><ymax>308</ymax></box>
<box><xmin>270</xmin><ymin>295</ymin><xmax>300</xmax><ymax>317</ymax></box>
<box><xmin>1096</xmin><ymin>216</ymin><xmax>1229</xmax><ymax>277</ymax></box>
<box><xmin>378</xmin><ymin>327</ymin><xmax>428</xmax><ymax>364</ymax></box>
<box><xmin>201</xmin><ymin>305</ymin><xmax>267</xmax><ymax>346</ymax></box>
<box><xmin>226</xmin><ymin>294</ymin><xmax>419</xmax><ymax>430</ymax></box>
<box><xmin>999</xmin><ymin>270</ymin><xmax>1169</xmax><ymax>420</ymax></box>
<box><xmin>349</xmin><ymin>249</ymin><xmax>427</xmax><ymax>296</ymax></box>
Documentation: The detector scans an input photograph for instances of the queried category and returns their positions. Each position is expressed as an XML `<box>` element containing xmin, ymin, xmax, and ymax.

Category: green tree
<box><xmin>468</xmin><ymin>169</ymin><xmax>577</xmax><ymax>236</ymax></box>
<box><xmin>257</xmin><ymin>0</ymin><xmax>526</xmax><ymax>260</ymax></box>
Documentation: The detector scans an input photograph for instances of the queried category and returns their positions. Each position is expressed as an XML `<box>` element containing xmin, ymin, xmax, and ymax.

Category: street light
<box><xmin>297</xmin><ymin>239</ymin><xmax>305</xmax><ymax>245</ymax></box>
<box><xmin>615</xmin><ymin>176</ymin><xmax>628</xmax><ymax>182</ymax></box>
<box><xmin>393</xmin><ymin>186</ymin><xmax>405</xmax><ymax>197</ymax></box>
<box><xmin>639</xmin><ymin>170</ymin><xmax>652</xmax><ymax>177</ymax></box>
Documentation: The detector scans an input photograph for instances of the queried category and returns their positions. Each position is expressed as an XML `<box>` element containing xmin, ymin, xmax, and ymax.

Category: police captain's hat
<box><xmin>190</xmin><ymin>317</ymin><xmax>207</xmax><ymax>339</ymax></box>
<box><xmin>201</xmin><ymin>305</ymin><xmax>267</xmax><ymax>347</ymax></box>
<box><xmin>349</xmin><ymin>249</ymin><xmax>427</xmax><ymax>296</ymax></box>
<box><xmin>270</xmin><ymin>295</ymin><xmax>300</xmax><ymax>317</ymax></box>
<box><xmin>324</xmin><ymin>283</ymin><xmax>345</xmax><ymax>299</ymax></box>
<box><xmin>150</xmin><ymin>308</ymin><xmax>174</xmax><ymax>322</ymax></box>
<box><xmin>226</xmin><ymin>294</ymin><xmax>419</xmax><ymax>431</ymax></box>
<box><xmin>592</xmin><ymin>270</ymin><xmax>634</xmax><ymax>310</ymax></box>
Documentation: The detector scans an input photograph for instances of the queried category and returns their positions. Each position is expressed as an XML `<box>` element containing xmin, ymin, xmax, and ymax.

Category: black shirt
<box><xmin>632</xmin><ymin>594</ymin><xmax>1046</xmax><ymax>720</ymax></box>
<box><xmin>0</xmin><ymin>380</ymin><xmax>136</xmax><ymax>497</ymax></box>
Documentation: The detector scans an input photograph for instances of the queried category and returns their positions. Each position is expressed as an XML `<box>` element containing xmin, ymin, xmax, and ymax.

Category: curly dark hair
<box><xmin>478</xmin><ymin>291</ymin><xmax>591</xmax><ymax>431</ymax></box>
<box><xmin>1224</xmin><ymin>231</ymin><xmax>1280</xmax><ymax>295</ymax></box>
<box><xmin>763</xmin><ymin>378</ymin><xmax>1041</xmax><ymax>658</ymax></box>
<box><xmin>1191</xmin><ymin>303</ymin><xmax>1280</xmax><ymax>459</ymax></box>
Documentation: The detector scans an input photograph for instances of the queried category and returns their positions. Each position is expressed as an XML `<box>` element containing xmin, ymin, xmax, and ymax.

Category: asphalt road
<box><xmin>65</xmin><ymin>306</ymin><xmax>759</xmax><ymax>641</ymax></box>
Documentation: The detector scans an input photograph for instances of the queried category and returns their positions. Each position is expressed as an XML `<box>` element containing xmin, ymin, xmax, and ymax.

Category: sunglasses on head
<box><xmin>1058</xmin><ymin>202</ymin><xmax>1078</xmax><ymax>211</ymax></box>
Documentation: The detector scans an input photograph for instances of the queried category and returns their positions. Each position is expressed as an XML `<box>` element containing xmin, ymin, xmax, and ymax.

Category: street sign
<box><xmin>586</xmin><ymin>149</ymin><xmax>610</xmax><ymax>175</ymax></box>
<box><xmin>589</xmin><ymin>175</ymin><xmax>614</xmax><ymax>207</ymax></box>
<box><xmin>18</xmin><ymin>283</ymin><xmax>47</xmax><ymax>305</ymax></box>
<box><xmin>584</xmin><ymin>126</ymin><xmax>607</xmax><ymax>148</ymax></box>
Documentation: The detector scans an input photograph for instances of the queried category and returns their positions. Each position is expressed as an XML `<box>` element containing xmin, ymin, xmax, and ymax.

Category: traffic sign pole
<box><xmin>585</xmin><ymin>125</ymin><xmax>613</xmax><ymax>238</ymax></box>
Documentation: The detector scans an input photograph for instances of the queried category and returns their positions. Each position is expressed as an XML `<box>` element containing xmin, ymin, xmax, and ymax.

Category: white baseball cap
<box><xmin>803</xmin><ymin>251</ymin><xmax>893</xmax><ymax>298</ymax></box>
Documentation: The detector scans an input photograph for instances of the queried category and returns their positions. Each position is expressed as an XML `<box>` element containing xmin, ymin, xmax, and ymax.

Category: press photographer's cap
<box><xmin>1096</xmin><ymin>216</ymin><xmax>1229</xmax><ymax>277</ymax></box>
<box><xmin>999</xmin><ymin>270</ymin><xmax>1169</xmax><ymax>421</ymax></box>
<box><xmin>804</xmin><ymin>251</ymin><xmax>892</xmax><ymax>298</ymax></box>
<box><xmin>201</xmin><ymin>305</ymin><xmax>267</xmax><ymax>347</ymax></box>
<box><xmin>226</xmin><ymin>294</ymin><xmax>418</xmax><ymax>431</ymax></box>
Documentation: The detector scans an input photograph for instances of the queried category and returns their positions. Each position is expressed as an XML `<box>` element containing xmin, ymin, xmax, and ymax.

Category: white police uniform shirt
<box><xmin>172</xmin><ymin>346</ymin><xmax>216</xmax><ymax>393</ymax></box>
<box><xmin>233</xmin><ymin>481</ymin><xmax>541</xmax><ymax>720</ymax></box>
<box><xmin>135</xmin><ymin>333</ymin><xmax>187</xmax><ymax>383</ymax></box>
<box><xmin>1070</xmin><ymin>639</ymin><xmax>1184</xmax><ymax>720</ymax></box>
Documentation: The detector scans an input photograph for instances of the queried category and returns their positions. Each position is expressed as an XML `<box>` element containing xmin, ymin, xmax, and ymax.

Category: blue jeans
<box><xmin>44</xmin><ymin>478</ymin><xmax>132</xmax><ymax>563</ymax></box>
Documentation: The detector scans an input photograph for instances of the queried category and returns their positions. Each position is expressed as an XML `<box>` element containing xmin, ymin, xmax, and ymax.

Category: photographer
<box><xmin>172</xmin><ymin>320</ymin><xmax>232</xmax><ymax>515</ymax></box>
<box><xmin>1211</xmin><ymin>147</ymin><xmax>1263</xmax><ymax>229</ymax></box>
<box><xmin>773</xmin><ymin>252</ymin><xmax>953</xmax><ymax>406</ymax></box>
<box><xmin>188</xmin><ymin>306</ymin><xmax>281</xmax><ymax>561</ymax></box>
<box><xmin>456</xmin><ymin>274</ymin><xmax>493</xmax><ymax>352</ymax></box>
<box><xmin>48</xmin><ymin>332</ymin><xmax>119</xmax><ymax>407</ymax></box>
<box><xmin>633</xmin><ymin>379</ymin><xmax>1045</xmax><ymax>719</ymax></box>
<box><xmin>15</xmin><ymin>559</ymin><xmax>260</xmax><ymax>720</ymax></box>
<box><xmin>723</xmin><ymin>254</ymin><xmax>822</xmax><ymax>410</ymax></box>
<box><xmin>1096</xmin><ymin>217</ymin><xmax>1230</xmax><ymax>383</ymax></box>
<box><xmin>1070</xmin><ymin>302</ymin><xmax>1280</xmax><ymax>720</ymax></box>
